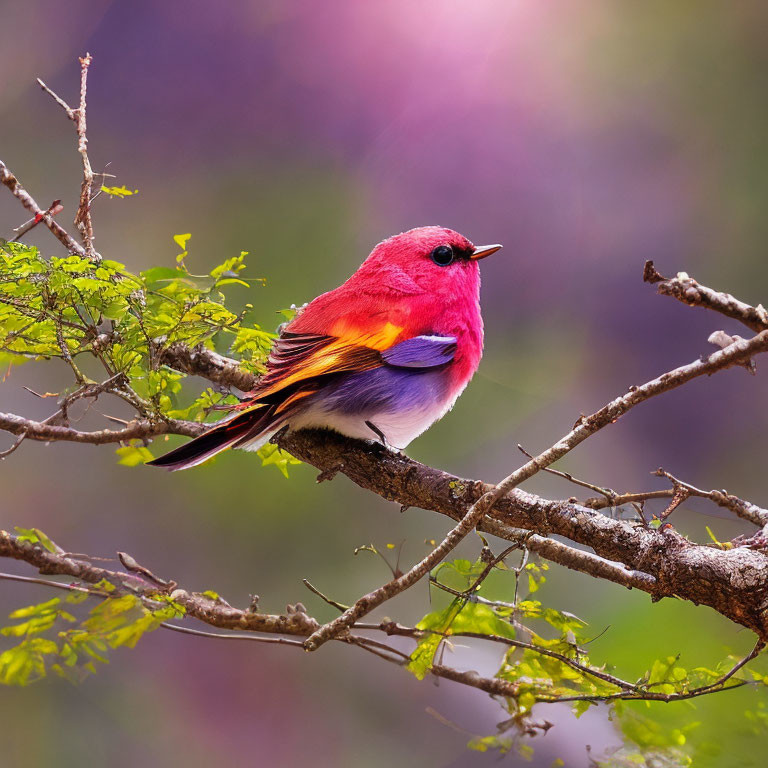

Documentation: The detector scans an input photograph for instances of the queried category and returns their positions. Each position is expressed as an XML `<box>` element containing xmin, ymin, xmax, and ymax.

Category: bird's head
<box><xmin>356</xmin><ymin>226</ymin><xmax>501</xmax><ymax>299</ymax></box>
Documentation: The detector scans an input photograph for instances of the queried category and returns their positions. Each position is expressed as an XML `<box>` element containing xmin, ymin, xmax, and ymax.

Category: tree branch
<box><xmin>0</xmin><ymin>411</ymin><xmax>204</xmax><ymax>444</ymax></box>
<box><xmin>157</xmin><ymin>342</ymin><xmax>258</xmax><ymax>392</ymax></box>
<box><xmin>38</xmin><ymin>53</ymin><xmax>99</xmax><ymax>260</ymax></box>
<box><xmin>0</xmin><ymin>158</ymin><xmax>87</xmax><ymax>256</ymax></box>
<box><xmin>644</xmin><ymin>260</ymin><xmax>768</xmax><ymax>333</ymax></box>
<box><xmin>4</xmin><ymin>531</ymin><xmax>752</xmax><ymax>708</ymax></box>
<box><xmin>4</xmin><ymin>295</ymin><xmax>768</xmax><ymax>636</ymax></box>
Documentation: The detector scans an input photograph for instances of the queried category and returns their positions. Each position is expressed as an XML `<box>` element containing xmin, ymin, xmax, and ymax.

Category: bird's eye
<box><xmin>430</xmin><ymin>245</ymin><xmax>454</xmax><ymax>266</ymax></box>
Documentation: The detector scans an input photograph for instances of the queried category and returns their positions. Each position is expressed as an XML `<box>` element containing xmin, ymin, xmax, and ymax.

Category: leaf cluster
<box><xmin>407</xmin><ymin>553</ymin><xmax>765</xmax><ymax>764</ymax></box>
<box><xmin>0</xmin><ymin>587</ymin><xmax>183</xmax><ymax>686</ymax></box>
<box><xmin>0</xmin><ymin>237</ymin><xmax>296</xmax><ymax>473</ymax></box>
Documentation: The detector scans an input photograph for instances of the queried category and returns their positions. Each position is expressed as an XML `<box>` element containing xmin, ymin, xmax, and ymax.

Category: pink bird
<box><xmin>148</xmin><ymin>226</ymin><xmax>501</xmax><ymax>470</ymax></box>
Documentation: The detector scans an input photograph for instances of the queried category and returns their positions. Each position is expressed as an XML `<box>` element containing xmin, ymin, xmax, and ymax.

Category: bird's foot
<box><xmin>364</xmin><ymin>420</ymin><xmax>407</xmax><ymax>458</ymax></box>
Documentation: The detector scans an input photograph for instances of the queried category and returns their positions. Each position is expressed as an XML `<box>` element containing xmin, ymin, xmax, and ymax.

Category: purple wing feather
<box><xmin>381</xmin><ymin>335</ymin><xmax>456</xmax><ymax>369</ymax></box>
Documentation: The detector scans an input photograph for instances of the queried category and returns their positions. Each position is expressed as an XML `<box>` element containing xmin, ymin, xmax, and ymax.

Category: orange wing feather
<box><xmin>244</xmin><ymin>321</ymin><xmax>404</xmax><ymax>405</ymax></box>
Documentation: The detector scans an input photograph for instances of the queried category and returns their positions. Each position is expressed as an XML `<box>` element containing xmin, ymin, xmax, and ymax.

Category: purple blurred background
<box><xmin>1</xmin><ymin>1</ymin><xmax>767</xmax><ymax>765</ymax></box>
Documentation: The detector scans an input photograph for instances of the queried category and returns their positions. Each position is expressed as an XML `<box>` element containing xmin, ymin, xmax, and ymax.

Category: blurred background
<box><xmin>1</xmin><ymin>1</ymin><xmax>767</xmax><ymax>765</ymax></box>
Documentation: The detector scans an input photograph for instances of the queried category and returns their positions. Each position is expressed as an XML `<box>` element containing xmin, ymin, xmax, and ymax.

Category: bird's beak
<box><xmin>470</xmin><ymin>244</ymin><xmax>502</xmax><ymax>260</ymax></box>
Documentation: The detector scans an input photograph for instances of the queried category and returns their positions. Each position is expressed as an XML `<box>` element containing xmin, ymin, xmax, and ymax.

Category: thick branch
<box><xmin>157</xmin><ymin>342</ymin><xmax>258</xmax><ymax>391</ymax></box>
<box><xmin>4</xmin><ymin>331</ymin><xmax>768</xmax><ymax>635</ymax></box>
<box><xmin>4</xmin><ymin>532</ymin><xmax>754</xmax><ymax>707</ymax></box>
<box><xmin>278</xmin><ymin>427</ymin><xmax>768</xmax><ymax>639</ymax></box>
<box><xmin>0</xmin><ymin>531</ymin><xmax>317</xmax><ymax>636</ymax></box>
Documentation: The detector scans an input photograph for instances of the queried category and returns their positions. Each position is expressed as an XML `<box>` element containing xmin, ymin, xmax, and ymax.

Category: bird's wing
<box><xmin>251</xmin><ymin>326</ymin><xmax>456</xmax><ymax>408</ymax></box>
<box><xmin>381</xmin><ymin>335</ymin><xmax>456</xmax><ymax>368</ymax></box>
<box><xmin>147</xmin><ymin>328</ymin><xmax>457</xmax><ymax>470</ymax></box>
<box><xmin>251</xmin><ymin>322</ymin><xmax>403</xmax><ymax>404</ymax></box>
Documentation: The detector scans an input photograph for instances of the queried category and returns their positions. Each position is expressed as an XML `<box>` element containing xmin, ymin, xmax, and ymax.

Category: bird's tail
<box><xmin>146</xmin><ymin>404</ymin><xmax>281</xmax><ymax>471</ymax></box>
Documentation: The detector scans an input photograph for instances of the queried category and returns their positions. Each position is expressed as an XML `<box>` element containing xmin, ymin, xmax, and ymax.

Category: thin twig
<box><xmin>38</xmin><ymin>55</ymin><xmax>100</xmax><ymax>260</ymax></box>
<box><xmin>0</xmin><ymin>411</ymin><xmax>204</xmax><ymax>444</ymax></box>
<box><xmin>653</xmin><ymin>468</ymin><xmax>768</xmax><ymax>528</ymax></box>
<box><xmin>518</xmin><ymin>444</ymin><xmax>618</xmax><ymax>504</ymax></box>
<box><xmin>0</xmin><ymin>158</ymin><xmax>86</xmax><ymax>255</ymax></box>
<box><xmin>450</xmin><ymin>631</ymin><xmax>634</xmax><ymax>691</ymax></box>
<box><xmin>584</xmin><ymin>490</ymin><xmax>675</xmax><ymax>510</ymax></box>
<box><xmin>0</xmin><ymin>571</ymin><xmax>91</xmax><ymax>594</ymax></box>
<box><xmin>11</xmin><ymin>200</ymin><xmax>64</xmax><ymax>242</ymax></box>
<box><xmin>74</xmin><ymin>54</ymin><xmax>97</xmax><ymax>259</ymax></box>
<box><xmin>0</xmin><ymin>533</ymin><xmax>763</xmax><ymax>707</ymax></box>
<box><xmin>160</xmin><ymin>623</ymin><xmax>306</xmax><ymax>647</ymax></box>
<box><xmin>302</xmin><ymin>578</ymin><xmax>349</xmax><ymax>612</ymax></box>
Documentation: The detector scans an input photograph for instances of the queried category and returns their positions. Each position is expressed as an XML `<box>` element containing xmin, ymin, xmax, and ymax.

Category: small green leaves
<box><xmin>1</xmin><ymin>598</ymin><xmax>74</xmax><ymax>637</ymax></box>
<box><xmin>1</xmin><ymin>235</ymin><xmax>278</xmax><ymax>469</ymax></box>
<box><xmin>705</xmin><ymin>525</ymin><xmax>732</xmax><ymax>550</ymax></box>
<box><xmin>115</xmin><ymin>442</ymin><xmax>154</xmax><ymax>466</ymax></box>
<box><xmin>100</xmin><ymin>185</ymin><xmax>138</xmax><ymax>198</ymax></box>
<box><xmin>232</xmin><ymin>325</ymin><xmax>275</xmax><ymax>368</ymax></box>
<box><xmin>0</xmin><ymin>590</ymin><xmax>185</xmax><ymax>686</ymax></box>
<box><xmin>0</xmin><ymin>637</ymin><xmax>59</xmax><ymax>686</ymax></box>
<box><xmin>14</xmin><ymin>526</ymin><xmax>57</xmax><ymax>553</ymax></box>
<box><xmin>467</xmin><ymin>734</ymin><xmax>514</xmax><ymax>754</ymax></box>
<box><xmin>257</xmin><ymin>443</ymin><xmax>302</xmax><ymax>477</ymax></box>
<box><xmin>173</xmin><ymin>233</ymin><xmax>192</xmax><ymax>251</ymax></box>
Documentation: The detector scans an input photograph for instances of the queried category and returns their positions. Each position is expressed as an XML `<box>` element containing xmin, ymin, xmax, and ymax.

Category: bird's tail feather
<box><xmin>147</xmin><ymin>404</ymin><xmax>281</xmax><ymax>471</ymax></box>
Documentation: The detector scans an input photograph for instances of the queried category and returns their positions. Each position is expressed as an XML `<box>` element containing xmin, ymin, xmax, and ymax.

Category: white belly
<box><xmin>286</xmin><ymin>391</ymin><xmax>460</xmax><ymax>450</ymax></box>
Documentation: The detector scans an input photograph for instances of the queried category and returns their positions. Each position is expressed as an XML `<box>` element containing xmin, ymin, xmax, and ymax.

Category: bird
<box><xmin>147</xmin><ymin>226</ymin><xmax>501</xmax><ymax>470</ymax></box>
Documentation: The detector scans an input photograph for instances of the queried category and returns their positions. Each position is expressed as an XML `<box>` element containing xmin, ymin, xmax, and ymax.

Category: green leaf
<box><xmin>173</xmin><ymin>233</ymin><xmax>192</xmax><ymax>250</ymax></box>
<box><xmin>407</xmin><ymin>634</ymin><xmax>442</xmax><ymax>680</ymax></box>
<box><xmin>0</xmin><ymin>638</ymin><xmax>59</xmax><ymax>686</ymax></box>
<box><xmin>115</xmin><ymin>442</ymin><xmax>154</xmax><ymax>467</ymax></box>
<box><xmin>14</xmin><ymin>527</ymin><xmax>57</xmax><ymax>553</ymax></box>
<box><xmin>257</xmin><ymin>443</ymin><xmax>301</xmax><ymax>477</ymax></box>
<box><xmin>573</xmin><ymin>699</ymin><xmax>595</xmax><ymax>718</ymax></box>
<box><xmin>407</xmin><ymin>599</ymin><xmax>516</xmax><ymax>680</ymax></box>
<box><xmin>467</xmin><ymin>735</ymin><xmax>513</xmax><ymax>754</ymax></box>
<box><xmin>140</xmin><ymin>266</ymin><xmax>188</xmax><ymax>285</ymax></box>
<box><xmin>100</xmin><ymin>185</ymin><xmax>138</xmax><ymax>198</ymax></box>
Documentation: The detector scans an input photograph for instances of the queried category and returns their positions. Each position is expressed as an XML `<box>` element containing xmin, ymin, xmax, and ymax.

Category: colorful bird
<box><xmin>147</xmin><ymin>226</ymin><xmax>501</xmax><ymax>470</ymax></box>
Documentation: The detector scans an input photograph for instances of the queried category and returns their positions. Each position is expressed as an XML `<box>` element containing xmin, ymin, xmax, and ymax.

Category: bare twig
<box><xmin>0</xmin><ymin>411</ymin><xmax>204</xmax><ymax>444</ymax></box>
<box><xmin>38</xmin><ymin>54</ymin><xmax>99</xmax><ymax>260</ymax></box>
<box><xmin>74</xmin><ymin>54</ymin><xmax>97</xmax><ymax>258</ymax></box>
<box><xmin>302</xmin><ymin>482</ymin><xmax>503</xmax><ymax>651</ymax></box>
<box><xmin>653</xmin><ymin>468</ymin><xmax>768</xmax><ymax>528</ymax></box>
<box><xmin>644</xmin><ymin>261</ymin><xmax>768</xmax><ymax>333</ymax></box>
<box><xmin>11</xmin><ymin>199</ymin><xmax>64</xmax><ymax>242</ymax></box>
<box><xmin>160</xmin><ymin>623</ymin><xmax>307</xmax><ymax>648</ymax></box>
<box><xmin>0</xmin><ymin>158</ymin><xmax>86</xmax><ymax>255</ymax></box>
<box><xmin>302</xmin><ymin>578</ymin><xmax>349</xmax><ymax>612</ymax></box>
<box><xmin>535</xmin><ymin>640</ymin><xmax>764</xmax><ymax>704</ymax></box>
<box><xmin>583</xmin><ymin>490</ymin><xmax>675</xmax><ymax>510</ymax></box>
<box><xmin>0</xmin><ymin>532</ymin><xmax>762</xmax><ymax>707</ymax></box>
<box><xmin>0</xmin><ymin>432</ymin><xmax>27</xmax><ymax>459</ymax></box>
<box><xmin>451</xmin><ymin>631</ymin><xmax>634</xmax><ymax>691</ymax></box>
<box><xmin>517</xmin><ymin>444</ymin><xmax>619</xmax><ymax>504</ymax></box>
